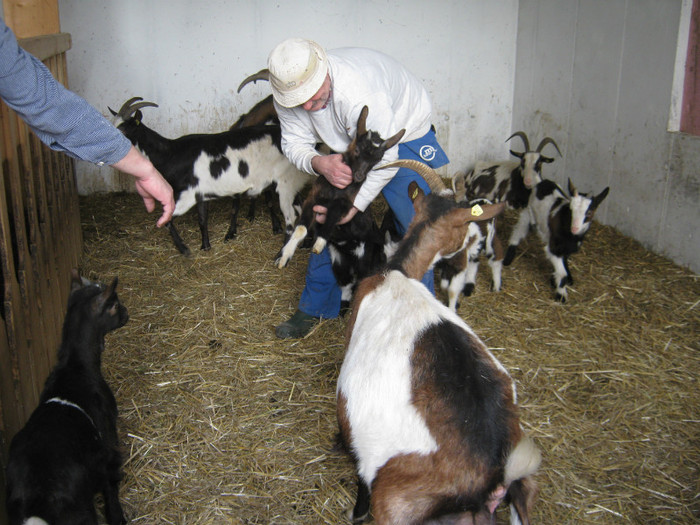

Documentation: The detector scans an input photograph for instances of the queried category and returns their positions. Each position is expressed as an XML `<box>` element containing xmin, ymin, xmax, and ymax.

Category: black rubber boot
<box><xmin>275</xmin><ymin>309</ymin><xmax>318</xmax><ymax>339</ymax></box>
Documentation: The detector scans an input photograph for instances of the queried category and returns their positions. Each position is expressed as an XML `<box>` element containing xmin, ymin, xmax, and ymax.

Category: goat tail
<box><xmin>504</xmin><ymin>436</ymin><xmax>541</xmax><ymax>485</ymax></box>
<box><xmin>377</xmin><ymin>159</ymin><xmax>450</xmax><ymax>195</ymax></box>
<box><xmin>503</xmin><ymin>437</ymin><xmax>541</xmax><ymax>525</ymax></box>
<box><xmin>24</xmin><ymin>518</ymin><xmax>50</xmax><ymax>525</ymax></box>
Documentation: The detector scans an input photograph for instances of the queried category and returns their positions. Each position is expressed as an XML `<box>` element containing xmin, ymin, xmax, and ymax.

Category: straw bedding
<box><xmin>78</xmin><ymin>192</ymin><xmax>698</xmax><ymax>524</ymax></box>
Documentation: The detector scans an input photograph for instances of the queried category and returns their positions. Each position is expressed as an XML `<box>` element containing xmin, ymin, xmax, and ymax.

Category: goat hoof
<box><xmin>555</xmin><ymin>292</ymin><xmax>567</xmax><ymax>303</ymax></box>
<box><xmin>503</xmin><ymin>246</ymin><xmax>517</xmax><ymax>266</ymax></box>
<box><xmin>463</xmin><ymin>283</ymin><xmax>475</xmax><ymax>297</ymax></box>
<box><xmin>224</xmin><ymin>232</ymin><xmax>237</xmax><ymax>242</ymax></box>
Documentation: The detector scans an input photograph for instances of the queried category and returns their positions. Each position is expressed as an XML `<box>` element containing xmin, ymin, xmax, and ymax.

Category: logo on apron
<box><xmin>420</xmin><ymin>145</ymin><xmax>437</xmax><ymax>162</ymax></box>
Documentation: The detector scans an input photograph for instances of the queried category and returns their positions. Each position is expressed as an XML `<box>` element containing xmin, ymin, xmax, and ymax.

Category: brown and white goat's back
<box><xmin>337</xmin><ymin>184</ymin><xmax>540</xmax><ymax>524</ymax></box>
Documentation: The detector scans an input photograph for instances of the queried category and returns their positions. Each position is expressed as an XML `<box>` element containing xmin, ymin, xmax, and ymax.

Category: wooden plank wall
<box><xmin>0</xmin><ymin>8</ymin><xmax>83</xmax><ymax>519</ymax></box>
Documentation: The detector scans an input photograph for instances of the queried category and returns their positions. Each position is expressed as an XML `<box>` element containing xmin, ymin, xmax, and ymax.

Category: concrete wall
<box><xmin>58</xmin><ymin>0</ymin><xmax>699</xmax><ymax>272</ymax></box>
<box><xmin>58</xmin><ymin>0</ymin><xmax>518</xmax><ymax>191</ymax></box>
<box><xmin>513</xmin><ymin>0</ymin><xmax>699</xmax><ymax>273</ymax></box>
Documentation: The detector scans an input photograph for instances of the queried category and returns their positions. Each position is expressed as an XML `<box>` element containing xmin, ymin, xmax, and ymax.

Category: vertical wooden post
<box><xmin>0</xmin><ymin>4</ymin><xmax>81</xmax><ymax>524</ymax></box>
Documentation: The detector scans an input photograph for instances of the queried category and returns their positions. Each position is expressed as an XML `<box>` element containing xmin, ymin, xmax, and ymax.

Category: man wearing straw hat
<box><xmin>268</xmin><ymin>38</ymin><xmax>449</xmax><ymax>339</ymax></box>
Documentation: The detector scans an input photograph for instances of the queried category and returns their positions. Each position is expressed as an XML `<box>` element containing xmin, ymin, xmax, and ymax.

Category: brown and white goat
<box><xmin>6</xmin><ymin>270</ymin><xmax>129</xmax><ymax>525</ymax></box>
<box><xmin>337</xmin><ymin>183</ymin><xmax>539</xmax><ymax>524</ymax></box>
<box><xmin>380</xmin><ymin>159</ymin><xmax>505</xmax><ymax>310</ymax></box>
<box><xmin>505</xmin><ymin>178</ymin><xmax>609</xmax><ymax>302</ymax></box>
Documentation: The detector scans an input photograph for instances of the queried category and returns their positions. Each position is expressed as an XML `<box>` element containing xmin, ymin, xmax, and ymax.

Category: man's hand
<box><xmin>312</xmin><ymin>154</ymin><xmax>352</xmax><ymax>188</ymax></box>
<box><xmin>113</xmin><ymin>146</ymin><xmax>175</xmax><ymax>227</ymax></box>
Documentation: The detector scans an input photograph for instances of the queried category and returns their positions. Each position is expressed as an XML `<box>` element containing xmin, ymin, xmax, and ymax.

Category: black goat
<box><xmin>110</xmin><ymin>97</ymin><xmax>310</xmax><ymax>255</ymax></box>
<box><xmin>275</xmin><ymin>105</ymin><xmax>405</xmax><ymax>269</ymax></box>
<box><xmin>6</xmin><ymin>270</ymin><xmax>129</xmax><ymax>525</ymax></box>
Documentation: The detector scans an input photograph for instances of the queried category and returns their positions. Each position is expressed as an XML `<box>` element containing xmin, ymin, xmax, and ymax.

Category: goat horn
<box><xmin>536</xmin><ymin>137</ymin><xmax>562</xmax><ymax>156</ymax></box>
<box><xmin>237</xmin><ymin>68</ymin><xmax>270</xmax><ymax>93</ymax></box>
<box><xmin>506</xmin><ymin>131</ymin><xmax>530</xmax><ymax>152</ymax></box>
<box><xmin>117</xmin><ymin>96</ymin><xmax>143</xmax><ymax>117</ymax></box>
<box><xmin>377</xmin><ymin>159</ymin><xmax>447</xmax><ymax>193</ymax></box>
<box><xmin>120</xmin><ymin>101</ymin><xmax>159</xmax><ymax>120</ymax></box>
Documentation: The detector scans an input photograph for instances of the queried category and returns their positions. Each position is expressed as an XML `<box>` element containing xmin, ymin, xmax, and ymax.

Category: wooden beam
<box><xmin>18</xmin><ymin>32</ymin><xmax>71</xmax><ymax>60</ymax></box>
<box><xmin>2</xmin><ymin>0</ymin><xmax>60</xmax><ymax>38</ymax></box>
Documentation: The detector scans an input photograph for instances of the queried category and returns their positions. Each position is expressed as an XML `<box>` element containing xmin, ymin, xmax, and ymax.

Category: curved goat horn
<box><xmin>506</xmin><ymin>131</ymin><xmax>530</xmax><ymax>152</ymax></box>
<box><xmin>237</xmin><ymin>68</ymin><xmax>270</xmax><ymax>93</ymax></box>
<box><xmin>120</xmin><ymin>100</ymin><xmax>159</xmax><ymax>120</ymax></box>
<box><xmin>536</xmin><ymin>137</ymin><xmax>562</xmax><ymax>157</ymax></box>
<box><xmin>378</xmin><ymin>159</ymin><xmax>448</xmax><ymax>193</ymax></box>
<box><xmin>117</xmin><ymin>96</ymin><xmax>144</xmax><ymax>117</ymax></box>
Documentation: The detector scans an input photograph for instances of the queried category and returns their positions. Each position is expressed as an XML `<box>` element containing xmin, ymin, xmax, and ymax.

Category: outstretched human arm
<box><xmin>0</xmin><ymin>19</ymin><xmax>174</xmax><ymax>226</ymax></box>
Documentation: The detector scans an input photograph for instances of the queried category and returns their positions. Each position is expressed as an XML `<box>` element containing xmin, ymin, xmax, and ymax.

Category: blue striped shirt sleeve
<box><xmin>0</xmin><ymin>19</ymin><xmax>131</xmax><ymax>165</ymax></box>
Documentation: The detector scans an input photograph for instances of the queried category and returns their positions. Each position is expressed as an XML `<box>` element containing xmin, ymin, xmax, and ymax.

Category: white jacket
<box><xmin>275</xmin><ymin>47</ymin><xmax>433</xmax><ymax>212</ymax></box>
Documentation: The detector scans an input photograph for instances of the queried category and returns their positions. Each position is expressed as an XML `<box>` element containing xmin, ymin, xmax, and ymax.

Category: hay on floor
<box><xmin>78</xmin><ymin>192</ymin><xmax>699</xmax><ymax>524</ymax></box>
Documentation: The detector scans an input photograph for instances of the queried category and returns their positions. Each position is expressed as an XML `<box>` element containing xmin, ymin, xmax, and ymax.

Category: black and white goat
<box><xmin>452</xmin><ymin>131</ymin><xmax>562</xmax><ymax>209</ymax></box>
<box><xmin>337</xmin><ymin>182</ymin><xmax>539</xmax><ymax>524</ymax></box>
<box><xmin>110</xmin><ymin>97</ymin><xmax>311</xmax><ymax>255</ymax></box>
<box><xmin>437</xmin><ymin>196</ymin><xmax>505</xmax><ymax>308</ymax></box>
<box><xmin>6</xmin><ymin>270</ymin><xmax>129</xmax><ymax>525</ymax></box>
<box><xmin>505</xmin><ymin>178</ymin><xmax>609</xmax><ymax>302</ymax></box>
<box><xmin>228</xmin><ymin>94</ymin><xmax>283</xmax><ymax>238</ymax></box>
<box><xmin>275</xmin><ymin>106</ymin><xmax>404</xmax><ymax>267</ymax></box>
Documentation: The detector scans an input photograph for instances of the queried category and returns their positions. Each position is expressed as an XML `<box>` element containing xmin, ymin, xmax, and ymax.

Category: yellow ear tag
<box><xmin>471</xmin><ymin>204</ymin><xmax>484</xmax><ymax>217</ymax></box>
<box><xmin>411</xmin><ymin>187</ymin><xmax>419</xmax><ymax>201</ymax></box>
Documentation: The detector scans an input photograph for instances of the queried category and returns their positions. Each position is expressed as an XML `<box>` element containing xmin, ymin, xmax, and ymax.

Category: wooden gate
<box><xmin>0</xmin><ymin>31</ymin><xmax>83</xmax><ymax>519</ymax></box>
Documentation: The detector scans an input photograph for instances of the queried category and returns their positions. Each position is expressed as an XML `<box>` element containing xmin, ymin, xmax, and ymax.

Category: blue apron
<box><xmin>299</xmin><ymin>128</ymin><xmax>449</xmax><ymax>318</ymax></box>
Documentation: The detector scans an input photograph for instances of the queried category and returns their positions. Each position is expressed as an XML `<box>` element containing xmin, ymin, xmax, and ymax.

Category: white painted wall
<box><xmin>58</xmin><ymin>0</ymin><xmax>518</xmax><ymax>193</ymax></box>
<box><xmin>59</xmin><ymin>0</ymin><xmax>699</xmax><ymax>272</ymax></box>
<box><xmin>513</xmin><ymin>0</ymin><xmax>699</xmax><ymax>273</ymax></box>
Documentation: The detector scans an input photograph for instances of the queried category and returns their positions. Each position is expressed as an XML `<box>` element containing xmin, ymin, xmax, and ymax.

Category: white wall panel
<box><xmin>59</xmin><ymin>0</ymin><xmax>518</xmax><ymax>192</ymax></box>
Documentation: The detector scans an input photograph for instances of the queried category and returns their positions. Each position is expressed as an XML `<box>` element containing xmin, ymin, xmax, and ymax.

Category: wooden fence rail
<box><xmin>0</xmin><ymin>33</ymin><xmax>82</xmax><ymax>510</ymax></box>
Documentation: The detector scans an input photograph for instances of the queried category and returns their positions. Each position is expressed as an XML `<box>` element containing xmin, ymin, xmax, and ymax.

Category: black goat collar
<box><xmin>45</xmin><ymin>397</ymin><xmax>101</xmax><ymax>438</ymax></box>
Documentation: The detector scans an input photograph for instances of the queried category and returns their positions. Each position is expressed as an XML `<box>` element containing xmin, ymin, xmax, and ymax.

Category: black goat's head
<box><xmin>343</xmin><ymin>106</ymin><xmax>405</xmax><ymax>183</ymax></box>
<box><xmin>66</xmin><ymin>269</ymin><xmax>129</xmax><ymax>338</ymax></box>
<box><xmin>108</xmin><ymin>97</ymin><xmax>159</xmax><ymax>130</ymax></box>
<box><xmin>507</xmin><ymin>131</ymin><xmax>562</xmax><ymax>188</ymax></box>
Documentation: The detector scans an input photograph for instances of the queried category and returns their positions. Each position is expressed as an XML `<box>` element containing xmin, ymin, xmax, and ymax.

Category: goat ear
<box><xmin>568</xmin><ymin>178</ymin><xmax>577</xmax><ymax>197</ymax></box>
<box><xmin>510</xmin><ymin>149</ymin><xmax>524</xmax><ymax>159</ymax></box>
<box><xmin>70</xmin><ymin>268</ymin><xmax>83</xmax><ymax>293</ymax></box>
<box><xmin>108</xmin><ymin>107</ymin><xmax>117</xmax><ymax>116</ymax></box>
<box><xmin>452</xmin><ymin>171</ymin><xmax>467</xmax><ymax>199</ymax></box>
<box><xmin>408</xmin><ymin>181</ymin><xmax>424</xmax><ymax>203</ymax></box>
<box><xmin>381</xmin><ymin>128</ymin><xmax>405</xmax><ymax>150</ymax></box>
<box><xmin>541</xmin><ymin>155</ymin><xmax>554</xmax><ymax>164</ymax></box>
<box><xmin>94</xmin><ymin>277</ymin><xmax>119</xmax><ymax>313</ymax></box>
<box><xmin>356</xmin><ymin>106</ymin><xmax>369</xmax><ymax>136</ymax></box>
<box><xmin>464</xmin><ymin>201</ymin><xmax>506</xmax><ymax>223</ymax></box>
<box><xmin>592</xmin><ymin>187</ymin><xmax>610</xmax><ymax>209</ymax></box>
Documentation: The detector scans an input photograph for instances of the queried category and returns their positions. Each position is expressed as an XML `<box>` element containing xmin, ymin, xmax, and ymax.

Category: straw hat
<box><xmin>267</xmin><ymin>38</ymin><xmax>328</xmax><ymax>108</ymax></box>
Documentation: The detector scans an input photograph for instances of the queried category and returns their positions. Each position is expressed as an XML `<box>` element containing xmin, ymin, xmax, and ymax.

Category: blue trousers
<box><xmin>299</xmin><ymin>128</ymin><xmax>449</xmax><ymax>318</ymax></box>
